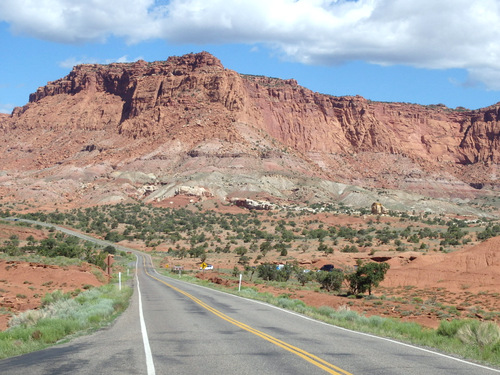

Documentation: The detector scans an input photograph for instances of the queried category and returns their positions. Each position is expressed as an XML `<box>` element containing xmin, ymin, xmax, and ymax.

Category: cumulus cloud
<box><xmin>2</xmin><ymin>0</ymin><xmax>500</xmax><ymax>89</ymax></box>
<box><xmin>0</xmin><ymin>0</ymin><xmax>161</xmax><ymax>44</ymax></box>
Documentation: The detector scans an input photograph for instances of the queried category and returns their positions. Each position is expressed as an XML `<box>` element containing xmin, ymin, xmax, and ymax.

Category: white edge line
<box><xmin>155</xmin><ymin>271</ymin><xmax>500</xmax><ymax>374</ymax></box>
<box><xmin>136</xmin><ymin>256</ymin><xmax>156</xmax><ymax>375</ymax></box>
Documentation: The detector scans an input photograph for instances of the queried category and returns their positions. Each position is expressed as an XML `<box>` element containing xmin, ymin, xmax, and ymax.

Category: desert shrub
<box><xmin>440</xmin><ymin>224</ymin><xmax>466</xmax><ymax>246</ymax></box>
<box><xmin>277</xmin><ymin>298</ymin><xmax>307</xmax><ymax>313</ymax></box>
<box><xmin>341</xmin><ymin>245</ymin><xmax>358</xmax><ymax>253</ymax></box>
<box><xmin>318</xmin><ymin>243</ymin><xmax>334</xmax><ymax>254</ymax></box>
<box><xmin>366</xmin><ymin>315</ymin><xmax>386</xmax><ymax>328</ymax></box>
<box><xmin>437</xmin><ymin>319</ymin><xmax>472</xmax><ymax>337</ymax></box>
<box><xmin>238</xmin><ymin>255</ymin><xmax>251</xmax><ymax>265</ymax></box>
<box><xmin>337</xmin><ymin>226</ymin><xmax>357</xmax><ymax>240</ymax></box>
<box><xmin>41</xmin><ymin>290</ymin><xmax>73</xmax><ymax>307</ymax></box>
<box><xmin>232</xmin><ymin>266</ymin><xmax>240</xmax><ymax>277</ymax></box>
<box><xmin>257</xmin><ymin>263</ymin><xmax>276</xmax><ymax>281</ymax></box>
<box><xmin>477</xmin><ymin>224</ymin><xmax>500</xmax><ymax>241</ymax></box>
<box><xmin>103</xmin><ymin>245</ymin><xmax>116</xmax><ymax>254</ymax></box>
<box><xmin>457</xmin><ymin>321</ymin><xmax>500</xmax><ymax>349</ymax></box>
<box><xmin>295</xmin><ymin>270</ymin><xmax>314</xmax><ymax>286</ymax></box>
<box><xmin>104</xmin><ymin>231</ymin><xmax>125</xmax><ymax>243</ymax></box>
<box><xmin>259</xmin><ymin>241</ymin><xmax>272</xmax><ymax>255</ymax></box>
<box><xmin>316</xmin><ymin>270</ymin><xmax>344</xmax><ymax>292</ymax></box>
<box><xmin>256</xmin><ymin>263</ymin><xmax>293</xmax><ymax>282</ymax></box>
<box><xmin>334</xmin><ymin>305</ymin><xmax>362</xmax><ymax>322</ymax></box>
<box><xmin>234</xmin><ymin>246</ymin><xmax>247</xmax><ymax>256</ymax></box>
<box><xmin>2</xmin><ymin>284</ymin><xmax>131</xmax><ymax>359</ymax></box>
<box><xmin>305</xmin><ymin>228</ymin><xmax>328</xmax><ymax>240</ymax></box>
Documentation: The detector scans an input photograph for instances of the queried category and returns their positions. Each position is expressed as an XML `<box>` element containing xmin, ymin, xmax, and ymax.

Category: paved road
<box><xmin>0</xmin><ymin>219</ymin><xmax>499</xmax><ymax>374</ymax></box>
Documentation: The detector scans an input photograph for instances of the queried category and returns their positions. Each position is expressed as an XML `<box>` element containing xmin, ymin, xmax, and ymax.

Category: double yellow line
<box><xmin>142</xmin><ymin>258</ymin><xmax>353</xmax><ymax>375</ymax></box>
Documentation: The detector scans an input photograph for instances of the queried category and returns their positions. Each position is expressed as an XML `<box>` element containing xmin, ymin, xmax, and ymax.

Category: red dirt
<box><xmin>0</xmin><ymin>260</ymin><xmax>107</xmax><ymax>331</ymax></box>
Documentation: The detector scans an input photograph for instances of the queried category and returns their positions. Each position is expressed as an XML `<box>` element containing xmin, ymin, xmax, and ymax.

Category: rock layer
<box><xmin>0</xmin><ymin>52</ymin><xmax>499</xmax><ymax>210</ymax></box>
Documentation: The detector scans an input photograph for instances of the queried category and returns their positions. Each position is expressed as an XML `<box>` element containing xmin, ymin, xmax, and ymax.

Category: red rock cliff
<box><xmin>1</xmin><ymin>52</ymin><xmax>499</xmax><ymax>206</ymax></box>
<box><xmin>14</xmin><ymin>51</ymin><xmax>498</xmax><ymax>166</ymax></box>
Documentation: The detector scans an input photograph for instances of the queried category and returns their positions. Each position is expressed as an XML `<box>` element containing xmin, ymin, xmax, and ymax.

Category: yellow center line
<box><xmin>141</xmin><ymin>257</ymin><xmax>353</xmax><ymax>375</ymax></box>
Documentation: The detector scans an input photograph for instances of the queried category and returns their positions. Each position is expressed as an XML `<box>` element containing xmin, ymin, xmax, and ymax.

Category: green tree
<box><xmin>235</xmin><ymin>246</ymin><xmax>248</xmax><ymax>256</ymax></box>
<box><xmin>3</xmin><ymin>235</ymin><xmax>21</xmax><ymax>255</ymax></box>
<box><xmin>103</xmin><ymin>245</ymin><xmax>116</xmax><ymax>254</ymax></box>
<box><xmin>256</xmin><ymin>263</ymin><xmax>294</xmax><ymax>282</ymax></box>
<box><xmin>26</xmin><ymin>235</ymin><xmax>37</xmax><ymax>246</ymax></box>
<box><xmin>257</xmin><ymin>263</ymin><xmax>277</xmax><ymax>281</ymax></box>
<box><xmin>316</xmin><ymin>269</ymin><xmax>344</xmax><ymax>292</ymax></box>
<box><xmin>346</xmin><ymin>260</ymin><xmax>390</xmax><ymax>295</ymax></box>
<box><xmin>232</xmin><ymin>266</ymin><xmax>240</xmax><ymax>277</ymax></box>
<box><xmin>238</xmin><ymin>255</ymin><xmax>251</xmax><ymax>265</ymax></box>
<box><xmin>341</xmin><ymin>245</ymin><xmax>358</xmax><ymax>253</ymax></box>
<box><xmin>296</xmin><ymin>270</ymin><xmax>313</xmax><ymax>286</ymax></box>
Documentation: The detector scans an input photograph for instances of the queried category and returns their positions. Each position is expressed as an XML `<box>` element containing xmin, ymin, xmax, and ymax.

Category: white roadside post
<box><xmin>238</xmin><ymin>273</ymin><xmax>242</xmax><ymax>292</ymax></box>
<box><xmin>119</xmin><ymin>272</ymin><xmax>122</xmax><ymax>290</ymax></box>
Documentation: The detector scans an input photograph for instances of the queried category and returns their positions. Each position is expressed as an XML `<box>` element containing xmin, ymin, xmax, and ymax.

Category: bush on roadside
<box><xmin>0</xmin><ymin>284</ymin><xmax>131</xmax><ymax>359</ymax></box>
<box><xmin>316</xmin><ymin>270</ymin><xmax>344</xmax><ymax>292</ymax></box>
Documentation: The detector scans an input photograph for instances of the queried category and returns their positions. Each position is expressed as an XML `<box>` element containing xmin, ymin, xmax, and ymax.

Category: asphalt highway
<box><xmin>0</xmin><ymin>220</ymin><xmax>499</xmax><ymax>374</ymax></box>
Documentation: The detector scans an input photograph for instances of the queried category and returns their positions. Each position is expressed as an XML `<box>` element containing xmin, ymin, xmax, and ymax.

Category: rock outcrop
<box><xmin>175</xmin><ymin>186</ymin><xmax>212</xmax><ymax>198</ymax></box>
<box><xmin>371</xmin><ymin>202</ymin><xmax>388</xmax><ymax>215</ymax></box>
<box><xmin>0</xmin><ymin>51</ymin><xmax>499</xmax><ymax>211</ymax></box>
<box><xmin>229</xmin><ymin>198</ymin><xmax>276</xmax><ymax>210</ymax></box>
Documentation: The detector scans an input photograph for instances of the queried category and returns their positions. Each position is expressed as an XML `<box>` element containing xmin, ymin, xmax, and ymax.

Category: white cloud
<box><xmin>2</xmin><ymin>0</ymin><xmax>500</xmax><ymax>89</ymax></box>
<box><xmin>0</xmin><ymin>0</ymin><xmax>161</xmax><ymax>44</ymax></box>
<box><xmin>114</xmin><ymin>55</ymin><xmax>132</xmax><ymax>63</ymax></box>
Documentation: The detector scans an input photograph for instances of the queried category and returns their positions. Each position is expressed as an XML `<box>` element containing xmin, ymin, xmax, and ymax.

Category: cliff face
<box><xmin>15</xmin><ymin>51</ymin><xmax>499</xmax><ymax>163</ymax></box>
<box><xmin>1</xmin><ymin>52</ymin><xmax>499</xmax><ymax>210</ymax></box>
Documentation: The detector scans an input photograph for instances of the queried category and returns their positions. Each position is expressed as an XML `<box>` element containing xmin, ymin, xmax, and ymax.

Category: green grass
<box><xmin>0</xmin><ymin>284</ymin><xmax>132</xmax><ymax>359</ymax></box>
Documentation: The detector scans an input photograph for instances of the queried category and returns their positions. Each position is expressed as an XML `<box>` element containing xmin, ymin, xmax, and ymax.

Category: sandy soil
<box><xmin>0</xmin><ymin>260</ymin><xmax>107</xmax><ymax>331</ymax></box>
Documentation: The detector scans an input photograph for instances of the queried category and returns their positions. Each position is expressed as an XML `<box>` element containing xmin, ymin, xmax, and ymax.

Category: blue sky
<box><xmin>1</xmin><ymin>0</ymin><xmax>500</xmax><ymax>114</ymax></box>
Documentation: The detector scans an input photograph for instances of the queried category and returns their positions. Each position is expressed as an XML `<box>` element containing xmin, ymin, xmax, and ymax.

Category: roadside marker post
<box><xmin>238</xmin><ymin>273</ymin><xmax>242</xmax><ymax>292</ymax></box>
<box><xmin>119</xmin><ymin>272</ymin><xmax>122</xmax><ymax>291</ymax></box>
<box><xmin>106</xmin><ymin>254</ymin><xmax>114</xmax><ymax>277</ymax></box>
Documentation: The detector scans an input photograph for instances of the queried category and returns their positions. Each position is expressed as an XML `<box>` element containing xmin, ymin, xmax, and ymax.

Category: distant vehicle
<box><xmin>276</xmin><ymin>264</ymin><xmax>285</xmax><ymax>270</ymax></box>
<box><xmin>319</xmin><ymin>264</ymin><xmax>335</xmax><ymax>272</ymax></box>
<box><xmin>200</xmin><ymin>264</ymin><xmax>214</xmax><ymax>270</ymax></box>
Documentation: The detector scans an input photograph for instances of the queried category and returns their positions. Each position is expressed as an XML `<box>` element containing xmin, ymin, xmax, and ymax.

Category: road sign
<box><xmin>200</xmin><ymin>262</ymin><xmax>208</xmax><ymax>269</ymax></box>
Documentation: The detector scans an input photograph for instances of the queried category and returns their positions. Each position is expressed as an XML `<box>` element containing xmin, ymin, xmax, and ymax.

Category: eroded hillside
<box><xmin>0</xmin><ymin>52</ymin><xmax>499</xmax><ymax>213</ymax></box>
